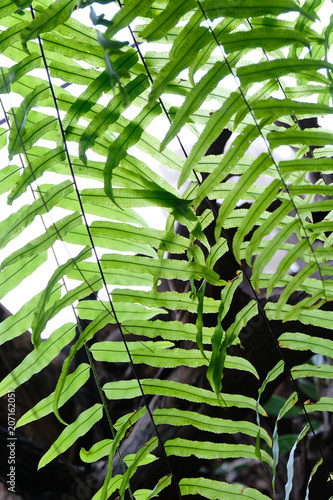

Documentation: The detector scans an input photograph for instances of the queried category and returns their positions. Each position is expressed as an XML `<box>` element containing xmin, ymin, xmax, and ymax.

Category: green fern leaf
<box><xmin>160</xmin><ymin>61</ymin><xmax>234</xmax><ymax>151</ymax></box>
<box><xmin>8</xmin><ymin>146</ymin><xmax>66</xmax><ymax>203</ymax></box>
<box><xmin>21</xmin><ymin>0</ymin><xmax>77</xmax><ymax>52</ymax></box>
<box><xmin>238</xmin><ymin>59</ymin><xmax>333</xmax><ymax>86</ymax></box>
<box><xmin>178</xmin><ymin>91</ymin><xmax>243</xmax><ymax>187</ymax></box>
<box><xmin>90</xmin><ymin>221</ymin><xmax>189</xmax><ymax>254</ymax></box>
<box><xmin>38</xmin><ymin>403</ymin><xmax>103</xmax><ymax>469</ymax></box>
<box><xmin>154</xmin><ymin>408</ymin><xmax>271</xmax><ymax>445</ymax></box>
<box><xmin>7</xmin><ymin>82</ymin><xmax>49</xmax><ymax>160</ymax></box>
<box><xmin>201</xmin><ymin>0</ymin><xmax>318</xmax><ymax>21</ymax></box>
<box><xmin>165</xmin><ymin>438</ymin><xmax>273</xmax><ymax>466</ymax></box>
<box><xmin>106</xmin><ymin>0</ymin><xmax>155</xmax><ymax>38</ymax></box>
<box><xmin>104</xmin><ymin>102</ymin><xmax>161</xmax><ymax>202</ymax></box>
<box><xmin>220</xmin><ymin>27</ymin><xmax>311</xmax><ymax>53</ymax></box>
<box><xmin>111</xmin><ymin>288</ymin><xmax>221</xmax><ymax>314</ymax></box>
<box><xmin>140</xmin><ymin>0</ymin><xmax>196</xmax><ymax>41</ymax></box>
<box><xmin>104</xmin><ymin>379</ymin><xmax>266</xmax><ymax>414</ymax></box>
<box><xmin>0</xmin><ymin>323</ymin><xmax>75</xmax><ymax>398</ymax></box>
<box><xmin>79</xmin><ymin>73</ymin><xmax>149</xmax><ymax>164</ymax></box>
<box><xmin>0</xmin><ymin>212</ymin><xmax>82</xmax><ymax>272</ymax></box>
<box><xmin>16</xmin><ymin>363</ymin><xmax>91</xmax><ymax>427</ymax></box>
<box><xmin>0</xmin><ymin>281</ymin><xmax>60</xmax><ymax>346</ymax></box>
<box><xmin>179</xmin><ymin>477</ymin><xmax>271</xmax><ymax>499</ymax></box>
<box><xmin>292</xmin><ymin>364</ymin><xmax>333</xmax><ymax>380</ymax></box>
<box><xmin>285</xmin><ymin>424</ymin><xmax>310</xmax><ymax>500</ymax></box>
<box><xmin>32</xmin><ymin>274</ymin><xmax>102</xmax><ymax>347</ymax></box>
<box><xmin>118</xmin><ymin>437</ymin><xmax>158</xmax><ymax>498</ymax></box>
<box><xmin>1</xmin><ymin>182</ymin><xmax>73</xmax><ymax>251</ymax></box>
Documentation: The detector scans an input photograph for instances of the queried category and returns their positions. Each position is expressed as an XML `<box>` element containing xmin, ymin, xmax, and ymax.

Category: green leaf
<box><xmin>0</xmin><ymin>252</ymin><xmax>47</xmax><ymax>301</ymax></box>
<box><xmin>0</xmin><ymin>323</ymin><xmax>76</xmax><ymax>398</ymax></box>
<box><xmin>43</xmin><ymin>32</ymin><xmax>104</xmax><ymax>65</ymax></box>
<box><xmin>80</xmin><ymin>406</ymin><xmax>146</xmax><ymax>463</ymax></box>
<box><xmin>252</xmin><ymin>98</ymin><xmax>333</xmax><ymax>122</ymax></box>
<box><xmin>304</xmin><ymin>397</ymin><xmax>333</xmax><ymax>412</ymax></box>
<box><xmin>101</xmin><ymin>254</ymin><xmax>222</xmax><ymax>285</ymax></box>
<box><xmin>275</xmin><ymin>261</ymin><xmax>318</xmax><ymax>315</ymax></box>
<box><xmin>153</xmin><ymin>408</ymin><xmax>271</xmax><ymax>445</ymax></box>
<box><xmin>256</xmin><ymin>360</ymin><xmax>284</xmax><ymax>463</ymax></box>
<box><xmin>238</xmin><ymin>59</ymin><xmax>333</xmax><ymax>86</ymax></box>
<box><xmin>139</xmin><ymin>0</ymin><xmax>196</xmax><ymax>42</ymax></box>
<box><xmin>16</xmin><ymin>363</ymin><xmax>91</xmax><ymax>427</ymax></box>
<box><xmin>269</xmin><ymin>128</ymin><xmax>333</xmax><ymax>150</ymax></box>
<box><xmin>8</xmin><ymin>146</ymin><xmax>66</xmax><ymax>203</ymax></box>
<box><xmin>90</xmin><ymin>340</ymin><xmax>256</xmax><ymax>375</ymax></box>
<box><xmin>0</xmin><ymin>212</ymin><xmax>82</xmax><ymax>271</ymax></box>
<box><xmin>160</xmin><ymin>61</ymin><xmax>233</xmax><ymax>151</ymax></box>
<box><xmin>245</xmin><ymin>199</ymin><xmax>292</xmax><ymax>267</ymax></box>
<box><xmin>21</xmin><ymin>0</ymin><xmax>77</xmax><ymax>52</ymax></box>
<box><xmin>278</xmin><ymin>332</ymin><xmax>333</xmax><ymax>357</ymax></box>
<box><xmin>8</xmin><ymin>83</ymin><xmax>50</xmax><ymax>160</ymax></box>
<box><xmin>76</xmin><ymin>300</ymin><xmax>165</xmax><ymax>323</ymax></box>
<box><xmin>106</xmin><ymin>0</ymin><xmax>155</xmax><ymax>38</ymax></box>
<box><xmin>0</xmin><ymin>165</ymin><xmax>20</xmax><ymax>195</ymax></box>
<box><xmin>220</xmin><ymin>28</ymin><xmax>311</xmax><ymax>54</ymax></box>
<box><xmin>1</xmin><ymin>3</ymin><xmax>333</xmax><ymax>497</ymax></box>
<box><xmin>259</xmin><ymin>361</ymin><xmax>285</xmax><ymax>402</ymax></box>
<box><xmin>233</xmin><ymin>179</ymin><xmax>282</xmax><ymax>263</ymax></box>
<box><xmin>38</xmin><ymin>403</ymin><xmax>103</xmax><ymax>469</ymax></box>
<box><xmin>251</xmin><ymin>218</ymin><xmax>300</xmax><ymax>291</ymax></box>
<box><xmin>104</xmin><ymin>102</ymin><xmax>161</xmax><ymax>202</ymax></box>
<box><xmin>266</xmin><ymin>302</ymin><xmax>333</xmax><ymax>330</ymax></box>
<box><xmin>0</xmin><ymin>282</ymin><xmax>61</xmax><ymax>348</ymax></box>
<box><xmin>179</xmin><ymin>477</ymin><xmax>271</xmax><ymax>499</ymax></box>
<box><xmin>1</xmin><ymin>53</ymin><xmax>42</xmax><ymax>94</ymax></box>
<box><xmin>32</xmin><ymin>273</ymin><xmax>102</xmax><ymax>347</ymax></box>
<box><xmin>98</xmin><ymin>406</ymin><xmax>148</xmax><ymax>500</ymax></box>
<box><xmin>201</xmin><ymin>0</ymin><xmax>318</xmax><ymax>21</ymax></box>
<box><xmin>71</xmin><ymin>186</ymin><xmax>188</xmax><ymax>210</ymax></box>
<box><xmin>206</xmin><ymin>289</ymin><xmax>226</xmax><ymax>398</ymax></box>
<box><xmin>111</xmin><ymin>288</ymin><xmax>221</xmax><ymax>314</ymax></box>
<box><xmin>1</xmin><ymin>181</ymin><xmax>73</xmax><ymax>249</ymax></box>
<box><xmin>305</xmin><ymin>459</ymin><xmax>323</xmax><ymax>500</ymax></box>
<box><xmin>49</xmin><ymin>60</ymin><xmax>101</xmax><ymax>85</ymax></box>
<box><xmin>118</xmin><ymin>437</ymin><xmax>158</xmax><ymax>498</ymax></box>
<box><xmin>18</xmin><ymin>115</ymin><xmax>58</xmax><ymax>155</ymax></box>
<box><xmin>215</xmin><ymin>153</ymin><xmax>274</xmax><ymax>229</ymax></box>
<box><xmin>31</xmin><ymin>246</ymin><xmax>91</xmax><ymax>339</ymax></box>
<box><xmin>90</xmin><ymin>221</ymin><xmax>189</xmax><ymax>254</ymax></box>
<box><xmin>121</xmin><ymin>319</ymin><xmax>213</xmax><ymax>344</ymax></box>
<box><xmin>139</xmin><ymin>475</ymin><xmax>172</xmax><ymax>499</ymax></box>
<box><xmin>63</xmin><ymin>70</ymin><xmax>111</xmax><ymax>129</ymax></box>
<box><xmin>149</xmin><ymin>15</ymin><xmax>209</xmax><ymax>103</ymax></box>
<box><xmin>271</xmin><ymin>392</ymin><xmax>298</xmax><ymax>492</ymax></box>
<box><xmin>96</xmin><ymin>31</ymin><xmax>129</xmax><ymax>52</ymax></box>
<box><xmin>69</xmin><ymin>260</ymin><xmax>154</xmax><ymax>287</ymax></box>
<box><xmin>292</xmin><ymin>364</ymin><xmax>333</xmax><ymax>380</ymax></box>
<box><xmin>80</xmin><ymin>438</ymin><xmax>113</xmax><ymax>464</ymax></box>
<box><xmin>165</xmin><ymin>438</ymin><xmax>273</xmax><ymax>466</ymax></box>
<box><xmin>79</xmin><ymin>72</ymin><xmax>149</xmax><ymax>164</ymax></box>
<box><xmin>178</xmin><ymin>91</ymin><xmax>243</xmax><ymax>187</ymax></box>
<box><xmin>285</xmin><ymin>424</ymin><xmax>310</xmax><ymax>500</ymax></box>
<box><xmin>53</xmin><ymin>309</ymin><xmax>114</xmax><ymax>424</ymax></box>
<box><xmin>266</xmin><ymin>239</ymin><xmax>309</xmax><ymax>297</ymax></box>
<box><xmin>0</xmin><ymin>0</ymin><xmax>17</xmax><ymax>18</ymax></box>
<box><xmin>104</xmin><ymin>379</ymin><xmax>266</xmax><ymax>415</ymax></box>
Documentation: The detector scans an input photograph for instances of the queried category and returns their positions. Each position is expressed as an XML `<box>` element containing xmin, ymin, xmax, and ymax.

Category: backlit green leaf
<box><xmin>38</xmin><ymin>404</ymin><xmax>103</xmax><ymax>469</ymax></box>
<box><xmin>21</xmin><ymin>0</ymin><xmax>77</xmax><ymax>51</ymax></box>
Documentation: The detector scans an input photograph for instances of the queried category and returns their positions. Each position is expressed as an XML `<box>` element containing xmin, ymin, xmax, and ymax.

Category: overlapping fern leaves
<box><xmin>0</xmin><ymin>0</ymin><xmax>332</xmax><ymax>498</ymax></box>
